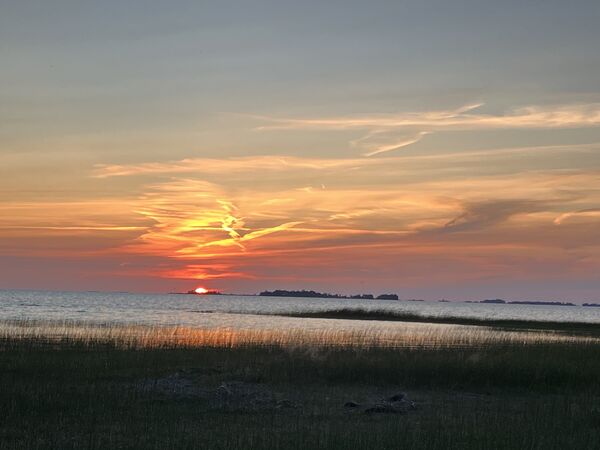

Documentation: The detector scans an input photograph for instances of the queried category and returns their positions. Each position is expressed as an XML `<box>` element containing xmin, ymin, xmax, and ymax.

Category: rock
<box><xmin>364</xmin><ymin>403</ymin><xmax>403</xmax><ymax>414</ymax></box>
<box><xmin>389</xmin><ymin>400</ymin><xmax>414</xmax><ymax>413</ymax></box>
<box><xmin>344</xmin><ymin>401</ymin><xmax>360</xmax><ymax>408</ymax></box>
<box><xmin>364</xmin><ymin>397</ymin><xmax>418</xmax><ymax>414</ymax></box>
<box><xmin>213</xmin><ymin>381</ymin><xmax>279</xmax><ymax>411</ymax></box>
<box><xmin>389</xmin><ymin>393</ymin><xmax>405</xmax><ymax>402</ymax></box>
<box><xmin>216</xmin><ymin>384</ymin><xmax>232</xmax><ymax>397</ymax></box>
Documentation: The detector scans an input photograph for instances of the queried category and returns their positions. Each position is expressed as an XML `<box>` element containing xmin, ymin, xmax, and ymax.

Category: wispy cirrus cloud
<box><xmin>93</xmin><ymin>142</ymin><xmax>600</xmax><ymax>182</ymax></box>
<box><xmin>253</xmin><ymin>103</ymin><xmax>600</xmax><ymax>131</ymax></box>
<box><xmin>92</xmin><ymin>155</ymin><xmax>370</xmax><ymax>178</ymax></box>
<box><xmin>554</xmin><ymin>208</ymin><xmax>600</xmax><ymax>224</ymax></box>
<box><xmin>443</xmin><ymin>199</ymin><xmax>551</xmax><ymax>232</ymax></box>
<box><xmin>119</xmin><ymin>179</ymin><xmax>307</xmax><ymax>272</ymax></box>
<box><xmin>360</xmin><ymin>131</ymin><xmax>430</xmax><ymax>157</ymax></box>
<box><xmin>251</xmin><ymin>102</ymin><xmax>600</xmax><ymax>156</ymax></box>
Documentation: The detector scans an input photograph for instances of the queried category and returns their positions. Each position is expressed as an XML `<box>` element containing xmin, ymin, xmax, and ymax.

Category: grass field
<box><xmin>1</xmin><ymin>319</ymin><xmax>600</xmax><ymax>449</ymax></box>
<box><xmin>269</xmin><ymin>307</ymin><xmax>600</xmax><ymax>336</ymax></box>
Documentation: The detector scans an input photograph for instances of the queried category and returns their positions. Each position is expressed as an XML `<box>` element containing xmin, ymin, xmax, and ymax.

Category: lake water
<box><xmin>2</xmin><ymin>289</ymin><xmax>600</xmax><ymax>328</ymax></box>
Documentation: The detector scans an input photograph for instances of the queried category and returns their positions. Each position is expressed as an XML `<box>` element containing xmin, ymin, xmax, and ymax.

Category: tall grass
<box><xmin>1</xmin><ymin>319</ymin><xmax>597</xmax><ymax>351</ymax></box>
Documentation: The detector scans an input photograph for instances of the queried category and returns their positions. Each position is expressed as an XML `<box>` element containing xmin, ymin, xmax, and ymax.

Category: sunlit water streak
<box><xmin>1</xmin><ymin>290</ymin><xmax>600</xmax><ymax>348</ymax></box>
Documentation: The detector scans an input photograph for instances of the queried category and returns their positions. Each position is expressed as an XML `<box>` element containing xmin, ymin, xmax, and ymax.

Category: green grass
<box><xmin>1</xmin><ymin>322</ymin><xmax>600</xmax><ymax>449</ymax></box>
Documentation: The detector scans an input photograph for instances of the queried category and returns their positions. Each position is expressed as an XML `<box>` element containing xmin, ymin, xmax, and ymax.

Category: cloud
<box><xmin>251</xmin><ymin>102</ymin><xmax>600</xmax><ymax>156</ymax></box>
<box><xmin>554</xmin><ymin>208</ymin><xmax>600</xmax><ymax>224</ymax></box>
<box><xmin>159</xmin><ymin>263</ymin><xmax>254</xmax><ymax>280</ymax></box>
<box><xmin>104</xmin><ymin>162</ymin><xmax>600</xmax><ymax>284</ymax></box>
<box><xmin>362</xmin><ymin>131</ymin><xmax>430</xmax><ymax>156</ymax></box>
<box><xmin>254</xmin><ymin>103</ymin><xmax>600</xmax><ymax>131</ymax></box>
<box><xmin>119</xmin><ymin>179</ymin><xmax>308</xmax><ymax>272</ymax></box>
<box><xmin>92</xmin><ymin>142</ymin><xmax>600</xmax><ymax>182</ymax></box>
<box><xmin>443</xmin><ymin>200</ymin><xmax>550</xmax><ymax>232</ymax></box>
<box><xmin>7</xmin><ymin>100</ymin><xmax>600</xmax><ymax>290</ymax></box>
<box><xmin>93</xmin><ymin>156</ymin><xmax>370</xmax><ymax>178</ymax></box>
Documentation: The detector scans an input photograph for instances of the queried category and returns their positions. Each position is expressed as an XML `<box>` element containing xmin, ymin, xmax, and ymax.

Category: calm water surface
<box><xmin>2</xmin><ymin>290</ymin><xmax>600</xmax><ymax>330</ymax></box>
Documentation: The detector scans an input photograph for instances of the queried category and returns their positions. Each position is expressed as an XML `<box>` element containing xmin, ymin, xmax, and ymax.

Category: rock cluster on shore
<box><xmin>140</xmin><ymin>372</ymin><xmax>417</xmax><ymax>415</ymax></box>
<box><xmin>344</xmin><ymin>393</ymin><xmax>417</xmax><ymax>414</ymax></box>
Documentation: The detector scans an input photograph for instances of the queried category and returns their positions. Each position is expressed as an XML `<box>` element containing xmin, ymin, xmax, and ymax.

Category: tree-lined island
<box><xmin>259</xmin><ymin>289</ymin><xmax>399</xmax><ymax>300</ymax></box>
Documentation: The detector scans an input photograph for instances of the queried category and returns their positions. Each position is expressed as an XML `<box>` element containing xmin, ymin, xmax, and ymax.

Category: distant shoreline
<box><xmin>173</xmin><ymin>290</ymin><xmax>598</xmax><ymax>307</ymax></box>
<box><xmin>264</xmin><ymin>308</ymin><xmax>600</xmax><ymax>336</ymax></box>
<box><xmin>259</xmin><ymin>290</ymin><xmax>399</xmax><ymax>300</ymax></box>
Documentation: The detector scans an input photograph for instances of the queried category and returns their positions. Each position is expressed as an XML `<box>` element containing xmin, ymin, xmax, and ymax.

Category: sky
<box><xmin>1</xmin><ymin>1</ymin><xmax>600</xmax><ymax>300</ymax></box>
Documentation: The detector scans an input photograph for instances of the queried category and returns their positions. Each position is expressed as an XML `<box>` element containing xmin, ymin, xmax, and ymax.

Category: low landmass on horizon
<box><xmin>176</xmin><ymin>288</ymin><xmax>596</xmax><ymax>306</ymax></box>
<box><xmin>259</xmin><ymin>289</ymin><xmax>399</xmax><ymax>300</ymax></box>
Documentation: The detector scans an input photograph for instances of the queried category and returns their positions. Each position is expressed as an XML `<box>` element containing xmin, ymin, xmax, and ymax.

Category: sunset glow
<box><xmin>2</xmin><ymin>2</ymin><xmax>600</xmax><ymax>301</ymax></box>
<box><xmin>194</xmin><ymin>287</ymin><xmax>209</xmax><ymax>295</ymax></box>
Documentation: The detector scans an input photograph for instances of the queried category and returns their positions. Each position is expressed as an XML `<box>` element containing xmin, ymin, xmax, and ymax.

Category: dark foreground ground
<box><xmin>1</xmin><ymin>335</ymin><xmax>600</xmax><ymax>449</ymax></box>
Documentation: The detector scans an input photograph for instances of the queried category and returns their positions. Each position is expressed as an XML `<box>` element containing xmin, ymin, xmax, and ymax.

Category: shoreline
<box><xmin>256</xmin><ymin>308</ymin><xmax>600</xmax><ymax>336</ymax></box>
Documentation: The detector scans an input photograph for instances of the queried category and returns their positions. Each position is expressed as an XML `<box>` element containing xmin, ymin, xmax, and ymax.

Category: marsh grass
<box><xmin>1</xmin><ymin>319</ymin><xmax>600</xmax><ymax>449</ymax></box>
<box><xmin>1</xmin><ymin>318</ymin><xmax>597</xmax><ymax>351</ymax></box>
<box><xmin>273</xmin><ymin>308</ymin><xmax>600</xmax><ymax>336</ymax></box>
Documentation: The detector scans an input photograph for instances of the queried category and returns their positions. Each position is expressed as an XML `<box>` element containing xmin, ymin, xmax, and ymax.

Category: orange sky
<box><xmin>3</xmin><ymin>137</ymin><xmax>600</xmax><ymax>299</ymax></box>
<box><xmin>2</xmin><ymin>3</ymin><xmax>600</xmax><ymax>300</ymax></box>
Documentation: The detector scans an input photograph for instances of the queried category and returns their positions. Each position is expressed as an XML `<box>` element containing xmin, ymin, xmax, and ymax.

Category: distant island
<box><xmin>259</xmin><ymin>289</ymin><xmax>399</xmax><ymax>301</ymax></box>
<box><xmin>479</xmin><ymin>299</ymin><xmax>576</xmax><ymax>306</ymax></box>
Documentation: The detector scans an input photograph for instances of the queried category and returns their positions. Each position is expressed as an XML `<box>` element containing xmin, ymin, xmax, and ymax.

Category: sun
<box><xmin>194</xmin><ymin>287</ymin><xmax>209</xmax><ymax>294</ymax></box>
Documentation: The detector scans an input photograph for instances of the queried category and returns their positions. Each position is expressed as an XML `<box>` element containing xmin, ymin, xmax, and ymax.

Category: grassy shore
<box><xmin>1</xmin><ymin>321</ymin><xmax>600</xmax><ymax>449</ymax></box>
<box><xmin>270</xmin><ymin>308</ymin><xmax>600</xmax><ymax>336</ymax></box>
